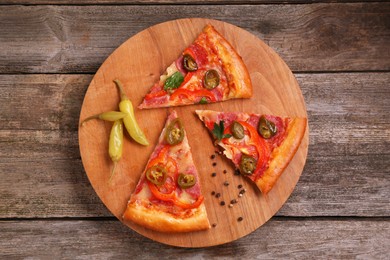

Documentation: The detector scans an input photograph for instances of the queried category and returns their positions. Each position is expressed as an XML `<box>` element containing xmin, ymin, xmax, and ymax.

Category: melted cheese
<box><xmin>159</xmin><ymin>62</ymin><xmax>178</xmax><ymax>83</ymax></box>
<box><xmin>177</xmin><ymin>191</ymin><xmax>195</xmax><ymax>203</ymax></box>
<box><xmin>137</xmin><ymin>183</ymin><xmax>151</xmax><ymax>199</ymax></box>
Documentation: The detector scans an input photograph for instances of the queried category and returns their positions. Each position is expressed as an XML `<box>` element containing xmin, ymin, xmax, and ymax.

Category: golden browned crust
<box><xmin>123</xmin><ymin>201</ymin><xmax>210</xmax><ymax>233</ymax></box>
<box><xmin>203</xmin><ymin>24</ymin><xmax>253</xmax><ymax>99</ymax></box>
<box><xmin>255</xmin><ymin>118</ymin><xmax>307</xmax><ymax>194</ymax></box>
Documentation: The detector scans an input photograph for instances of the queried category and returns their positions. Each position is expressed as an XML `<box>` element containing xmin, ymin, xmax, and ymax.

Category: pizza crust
<box><xmin>255</xmin><ymin>118</ymin><xmax>307</xmax><ymax>194</ymax></box>
<box><xmin>123</xmin><ymin>201</ymin><xmax>210</xmax><ymax>233</ymax></box>
<box><xmin>203</xmin><ymin>25</ymin><xmax>253</xmax><ymax>99</ymax></box>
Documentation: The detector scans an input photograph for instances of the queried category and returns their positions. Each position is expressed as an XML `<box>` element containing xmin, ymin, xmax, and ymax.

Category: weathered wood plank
<box><xmin>1</xmin><ymin>73</ymin><xmax>389</xmax><ymax>131</ymax></box>
<box><xmin>1</xmin><ymin>153</ymin><xmax>388</xmax><ymax>218</ymax></box>
<box><xmin>0</xmin><ymin>219</ymin><xmax>389</xmax><ymax>257</ymax></box>
<box><xmin>0</xmin><ymin>159</ymin><xmax>111</xmax><ymax>217</ymax></box>
<box><xmin>0</xmin><ymin>0</ymin><xmax>385</xmax><ymax>4</ymax></box>
<box><xmin>0</xmin><ymin>4</ymin><xmax>388</xmax><ymax>73</ymax></box>
<box><xmin>0</xmin><ymin>74</ymin><xmax>91</xmax><ymax>131</ymax></box>
<box><xmin>0</xmin><ymin>73</ymin><xmax>389</xmax><ymax>217</ymax></box>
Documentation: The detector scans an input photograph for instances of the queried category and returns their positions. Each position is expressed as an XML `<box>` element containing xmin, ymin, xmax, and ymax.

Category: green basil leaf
<box><xmin>212</xmin><ymin>121</ymin><xmax>231</xmax><ymax>141</ymax></box>
<box><xmin>164</xmin><ymin>72</ymin><xmax>184</xmax><ymax>91</ymax></box>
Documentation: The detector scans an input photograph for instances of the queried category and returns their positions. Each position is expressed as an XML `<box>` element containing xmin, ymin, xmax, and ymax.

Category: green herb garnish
<box><xmin>164</xmin><ymin>71</ymin><xmax>184</xmax><ymax>91</ymax></box>
<box><xmin>212</xmin><ymin>121</ymin><xmax>232</xmax><ymax>141</ymax></box>
<box><xmin>199</xmin><ymin>97</ymin><xmax>208</xmax><ymax>104</ymax></box>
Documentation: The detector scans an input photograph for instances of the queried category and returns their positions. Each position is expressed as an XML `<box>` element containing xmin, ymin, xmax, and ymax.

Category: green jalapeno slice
<box><xmin>146</xmin><ymin>165</ymin><xmax>167</xmax><ymax>186</ymax></box>
<box><xmin>258</xmin><ymin>116</ymin><xmax>277</xmax><ymax>139</ymax></box>
<box><xmin>177</xmin><ymin>173</ymin><xmax>196</xmax><ymax>189</ymax></box>
<box><xmin>231</xmin><ymin>121</ymin><xmax>245</xmax><ymax>139</ymax></box>
<box><xmin>165</xmin><ymin>118</ymin><xmax>185</xmax><ymax>145</ymax></box>
<box><xmin>203</xmin><ymin>69</ymin><xmax>220</xmax><ymax>90</ymax></box>
<box><xmin>239</xmin><ymin>154</ymin><xmax>257</xmax><ymax>175</ymax></box>
<box><xmin>183</xmin><ymin>54</ymin><xmax>198</xmax><ymax>72</ymax></box>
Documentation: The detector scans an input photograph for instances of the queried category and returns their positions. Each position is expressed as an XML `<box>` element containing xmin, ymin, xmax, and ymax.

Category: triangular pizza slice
<box><xmin>139</xmin><ymin>24</ymin><xmax>252</xmax><ymax>109</ymax></box>
<box><xmin>123</xmin><ymin>110</ymin><xmax>210</xmax><ymax>232</ymax></box>
<box><xmin>196</xmin><ymin>110</ymin><xmax>307</xmax><ymax>194</ymax></box>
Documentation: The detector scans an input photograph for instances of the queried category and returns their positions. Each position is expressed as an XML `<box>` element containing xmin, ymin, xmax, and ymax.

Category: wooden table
<box><xmin>1</xmin><ymin>1</ymin><xmax>389</xmax><ymax>258</ymax></box>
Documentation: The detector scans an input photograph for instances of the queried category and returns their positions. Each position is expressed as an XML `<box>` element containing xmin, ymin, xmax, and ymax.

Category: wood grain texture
<box><xmin>0</xmin><ymin>3</ymin><xmax>389</xmax><ymax>74</ymax></box>
<box><xmin>1</xmin><ymin>219</ymin><xmax>389</xmax><ymax>258</ymax></box>
<box><xmin>0</xmin><ymin>0</ymin><xmax>388</xmax><ymax>255</ymax></box>
<box><xmin>1</xmin><ymin>0</ymin><xmax>385</xmax><ymax>4</ymax></box>
<box><xmin>77</xmin><ymin>18</ymin><xmax>308</xmax><ymax>247</ymax></box>
<box><xmin>1</xmin><ymin>72</ymin><xmax>389</xmax><ymax>218</ymax></box>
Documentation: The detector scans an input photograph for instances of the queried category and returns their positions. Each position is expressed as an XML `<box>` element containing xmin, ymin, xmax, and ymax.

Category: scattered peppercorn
<box><xmin>239</xmin><ymin>189</ymin><xmax>246</xmax><ymax>195</ymax></box>
<box><xmin>237</xmin><ymin>217</ymin><xmax>243</xmax><ymax>222</ymax></box>
<box><xmin>223</xmin><ymin>170</ymin><xmax>227</xmax><ymax>174</ymax></box>
<box><xmin>212</xmin><ymin>223</ymin><xmax>217</xmax><ymax>228</ymax></box>
<box><xmin>234</xmin><ymin>169</ymin><xmax>241</xmax><ymax>176</ymax></box>
<box><xmin>231</xmin><ymin>199</ymin><xmax>237</xmax><ymax>204</ymax></box>
<box><xmin>210</xmin><ymin>154</ymin><xmax>216</xmax><ymax>160</ymax></box>
<box><xmin>211</xmin><ymin>191</ymin><xmax>216</xmax><ymax>196</ymax></box>
<box><xmin>212</xmin><ymin>162</ymin><xmax>217</xmax><ymax>167</ymax></box>
<box><xmin>223</xmin><ymin>181</ymin><xmax>229</xmax><ymax>186</ymax></box>
<box><xmin>215</xmin><ymin>193</ymin><xmax>221</xmax><ymax>198</ymax></box>
<box><xmin>220</xmin><ymin>201</ymin><xmax>225</xmax><ymax>206</ymax></box>
<box><xmin>211</xmin><ymin>172</ymin><xmax>217</xmax><ymax>177</ymax></box>
<box><xmin>238</xmin><ymin>184</ymin><xmax>243</xmax><ymax>189</ymax></box>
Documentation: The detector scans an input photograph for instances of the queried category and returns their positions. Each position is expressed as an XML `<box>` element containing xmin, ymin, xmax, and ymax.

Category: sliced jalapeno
<box><xmin>178</xmin><ymin>173</ymin><xmax>196</xmax><ymax>189</ymax></box>
<box><xmin>231</xmin><ymin>121</ymin><xmax>245</xmax><ymax>139</ymax></box>
<box><xmin>258</xmin><ymin>116</ymin><xmax>277</xmax><ymax>139</ymax></box>
<box><xmin>146</xmin><ymin>165</ymin><xmax>167</xmax><ymax>186</ymax></box>
<box><xmin>165</xmin><ymin>118</ymin><xmax>185</xmax><ymax>145</ymax></box>
<box><xmin>239</xmin><ymin>154</ymin><xmax>257</xmax><ymax>175</ymax></box>
<box><xmin>183</xmin><ymin>54</ymin><xmax>198</xmax><ymax>72</ymax></box>
<box><xmin>203</xmin><ymin>69</ymin><xmax>220</xmax><ymax>90</ymax></box>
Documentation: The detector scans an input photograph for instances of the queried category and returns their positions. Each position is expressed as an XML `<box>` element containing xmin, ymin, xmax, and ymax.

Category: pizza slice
<box><xmin>123</xmin><ymin>110</ymin><xmax>210</xmax><ymax>232</ymax></box>
<box><xmin>139</xmin><ymin>24</ymin><xmax>252</xmax><ymax>109</ymax></box>
<box><xmin>196</xmin><ymin>110</ymin><xmax>307</xmax><ymax>194</ymax></box>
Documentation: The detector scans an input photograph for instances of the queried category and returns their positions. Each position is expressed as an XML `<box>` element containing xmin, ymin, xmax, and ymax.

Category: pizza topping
<box><xmin>239</xmin><ymin>154</ymin><xmax>257</xmax><ymax>175</ymax></box>
<box><xmin>231</xmin><ymin>121</ymin><xmax>245</xmax><ymax>139</ymax></box>
<box><xmin>174</xmin><ymin>195</ymin><xmax>204</xmax><ymax>209</ymax></box>
<box><xmin>147</xmin><ymin>179</ymin><xmax>176</xmax><ymax>201</ymax></box>
<box><xmin>165</xmin><ymin>118</ymin><xmax>185</xmax><ymax>145</ymax></box>
<box><xmin>199</xmin><ymin>97</ymin><xmax>208</xmax><ymax>104</ymax></box>
<box><xmin>183</xmin><ymin>54</ymin><xmax>198</xmax><ymax>72</ymax></box>
<box><xmin>203</xmin><ymin>69</ymin><xmax>220</xmax><ymax>90</ymax></box>
<box><xmin>258</xmin><ymin>116</ymin><xmax>277</xmax><ymax>139</ymax></box>
<box><xmin>146</xmin><ymin>165</ymin><xmax>167</xmax><ymax>186</ymax></box>
<box><xmin>169</xmin><ymin>88</ymin><xmax>217</xmax><ymax>103</ymax></box>
<box><xmin>212</xmin><ymin>121</ymin><xmax>232</xmax><ymax>141</ymax></box>
<box><xmin>177</xmin><ymin>173</ymin><xmax>196</xmax><ymax>189</ymax></box>
<box><xmin>164</xmin><ymin>71</ymin><xmax>184</xmax><ymax>91</ymax></box>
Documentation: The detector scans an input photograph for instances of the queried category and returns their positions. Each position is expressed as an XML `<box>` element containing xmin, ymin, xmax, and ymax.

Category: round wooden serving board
<box><xmin>79</xmin><ymin>18</ymin><xmax>309</xmax><ymax>248</ymax></box>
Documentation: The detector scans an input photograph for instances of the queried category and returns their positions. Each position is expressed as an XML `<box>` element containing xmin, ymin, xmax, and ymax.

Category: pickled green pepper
<box><xmin>80</xmin><ymin>111</ymin><xmax>127</xmax><ymax>126</ymax></box>
<box><xmin>109</xmin><ymin>120</ymin><xmax>123</xmax><ymax>183</ymax></box>
<box><xmin>114</xmin><ymin>79</ymin><xmax>149</xmax><ymax>146</ymax></box>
